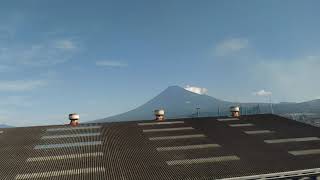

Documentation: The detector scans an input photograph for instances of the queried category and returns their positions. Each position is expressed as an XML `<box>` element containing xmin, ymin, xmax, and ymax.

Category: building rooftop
<box><xmin>1</xmin><ymin>114</ymin><xmax>320</xmax><ymax>179</ymax></box>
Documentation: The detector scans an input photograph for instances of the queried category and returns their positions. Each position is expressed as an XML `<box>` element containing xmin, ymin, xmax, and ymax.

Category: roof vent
<box><xmin>154</xmin><ymin>109</ymin><xmax>165</xmax><ymax>121</ymax></box>
<box><xmin>230</xmin><ymin>106</ymin><xmax>240</xmax><ymax>118</ymax></box>
<box><xmin>69</xmin><ymin>113</ymin><xmax>80</xmax><ymax>127</ymax></box>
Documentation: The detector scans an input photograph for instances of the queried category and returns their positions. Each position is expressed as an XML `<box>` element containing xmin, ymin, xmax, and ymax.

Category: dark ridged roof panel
<box><xmin>1</xmin><ymin>114</ymin><xmax>320</xmax><ymax>180</ymax></box>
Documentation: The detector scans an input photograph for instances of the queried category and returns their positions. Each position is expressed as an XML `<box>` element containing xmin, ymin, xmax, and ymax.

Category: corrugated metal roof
<box><xmin>1</xmin><ymin>114</ymin><xmax>320</xmax><ymax>179</ymax></box>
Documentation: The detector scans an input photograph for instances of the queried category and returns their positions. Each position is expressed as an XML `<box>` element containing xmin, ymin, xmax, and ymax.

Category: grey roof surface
<box><xmin>1</xmin><ymin>114</ymin><xmax>320</xmax><ymax>180</ymax></box>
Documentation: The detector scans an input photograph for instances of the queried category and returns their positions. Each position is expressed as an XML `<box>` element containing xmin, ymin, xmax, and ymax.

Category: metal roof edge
<box><xmin>219</xmin><ymin>168</ymin><xmax>320</xmax><ymax>180</ymax></box>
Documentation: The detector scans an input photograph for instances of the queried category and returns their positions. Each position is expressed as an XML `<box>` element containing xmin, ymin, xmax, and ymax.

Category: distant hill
<box><xmin>93</xmin><ymin>86</ymin><xmax>320</xmax><ymax>123</ymax></box>
<box><xmin>273</xmin><ymin>99</ymin><xmax>320</xmax><ymax>114</ymax></box>
<box><xmin>0</xmin><ymin>124</ymin><xmax>13</xmax><ymax>128</ymax></box>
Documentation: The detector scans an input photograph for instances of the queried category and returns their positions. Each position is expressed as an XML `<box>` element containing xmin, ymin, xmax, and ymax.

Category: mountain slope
<box><xmin>95</xmin><ymin>86</ymin><xmax>232</xmax><ymax>122</ymax></box>
<box><xmin>94</xmin><ymin>86</ymin><xmax>320</xmax><ymax>123</ymax></box>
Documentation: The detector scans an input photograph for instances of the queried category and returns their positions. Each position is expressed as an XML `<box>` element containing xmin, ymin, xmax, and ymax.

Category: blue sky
<box><xmin>1</xmin><ymin>0</ymin><xmax>320</xmax><ymax>126</ymax></box>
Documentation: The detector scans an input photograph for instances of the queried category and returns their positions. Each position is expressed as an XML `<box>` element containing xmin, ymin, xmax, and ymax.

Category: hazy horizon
<box><xmin>1</xmin><ymin>0</ymin><xmax>320</xmax><ymax>126</ymax></box>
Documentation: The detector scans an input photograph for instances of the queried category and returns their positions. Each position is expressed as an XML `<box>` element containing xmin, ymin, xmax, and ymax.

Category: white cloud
<box><xmin>214</xmin><ymin>38</ymin><xmax>249</xmax><ymax>56</ymax></box>
<box><xmin>96</xmin><ymin>61</ymin><xmax>128</xmax><ymax>67</ymax></box>
<box><xmin>0</xmin><ymin>26</ymin><xmax>14</xmax><ymax>39</ymax></box>
<box><xmin>253</xmin><ymin>89</ymin><xmax>272</xmax><ymax>96</ymax></box>
<box><xmin>0</xmin><ymin>65</ymin><xmax>12</xmax><ymax>72</ymax></box>
<box><xmin>0</xmin><ymin>80</ymin><xmax>46</xmax><ymax>91</ymax></box>
<box><xmin>185</xmin><ymin>85</ymin><xmax>208</xmax><ymax>95</ymax></box>
<box><xmin>0</xmin><ymin>39</ymin><xmax>78</xmax><ymax>67</ymax></box>
<box><xmin>253</xmin><ymin>55</ymin><xmax>320</xmax><ymax>102</ymax></box>
<box><xmin>0</xmin><ymin>96</ymin><xmax>32</xmax><ymax>107</ymax></box>
<box><xmin>55</xmin><ymin>40</ymin><xmax>76</xmax><ymax>50</ymax></box>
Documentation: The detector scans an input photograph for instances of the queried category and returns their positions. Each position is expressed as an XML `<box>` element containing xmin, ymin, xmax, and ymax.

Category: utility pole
<box><xmin>196</xmin><ymin>107</ymin><xmax>200</xmax><ymax>118</ymax></box>
<box><xmin>269</xmin><ymin>95</ymin><xmax>274</xmax><ymax>114</ymax></box>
